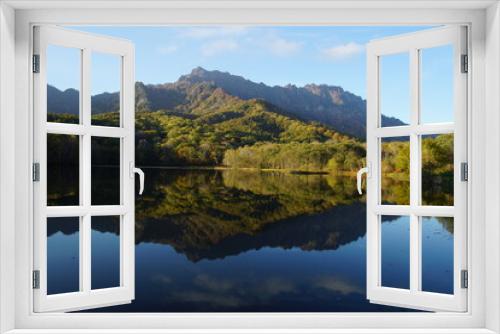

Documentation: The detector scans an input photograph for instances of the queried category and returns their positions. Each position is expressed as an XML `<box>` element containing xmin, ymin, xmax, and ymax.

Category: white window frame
<box><xmin>0</xmin><ymin>1</ymin><xmax>499</xmax><ymax>333</ymax></box>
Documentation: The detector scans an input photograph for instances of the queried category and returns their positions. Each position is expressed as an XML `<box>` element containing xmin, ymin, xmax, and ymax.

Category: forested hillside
<box><xmin>132</xmin><ymin>87</ymin><xmax>365</xmax><ymax>172</ymax></box>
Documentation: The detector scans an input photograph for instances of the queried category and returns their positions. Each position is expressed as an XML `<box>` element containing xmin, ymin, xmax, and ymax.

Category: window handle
<box><xmin>357</xmin><ymin>164</ymin><xmax>370</xmax><ymax>195</ymax></box>
<box><xmin>130</xmin><ymin>162</ymin><xmax>145</xmax><ymax>195</ymax></box>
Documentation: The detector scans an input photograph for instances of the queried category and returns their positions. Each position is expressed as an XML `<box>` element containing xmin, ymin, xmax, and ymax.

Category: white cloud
<box><xmin>314</xmin><ymin>277</ymin><xmax>363</xmax><ymax>295</ymax></box>
<box><xmin>201</xmin><ymin>39</ymin><xmax>238</xmax><ymax>57</ymax></box>
<box><xmin>193</xmin><ymin>274</ymin><xmax>234</xmax><ymax>292</ymax></box>
<box><xmin>179</xmin><ymin>28</ymin><xmax>301</xmax><ymax>57</ymax></box>
<box><xmin>322</xmin><ymin>42</ymin><xmax>364</xmax><ymax>60</ymax></box>
<box><xmin>182</xmin><ymin>26</ymin><xmax>249</xmax><ymax>39</ymax></box>
<box><xmin>157</xmin><ymin>45</ymin><xmax>178</xmax><ymax>55</ymax></box>
<box><xmin>266</xmin><ymin>37</ymin><xmax>301</xmax><ymax>56</ymax></box>
<box><xmin>248</xmin><ymin>34</ymin><xmax>301</xmax><ymax>57</ymax></box>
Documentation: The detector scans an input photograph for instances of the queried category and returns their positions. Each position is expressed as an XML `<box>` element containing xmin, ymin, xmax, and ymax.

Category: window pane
<box><xmin>422</xmin><ymin>134</ymin><xmax>454</xmax><ymax>206</ymax></box>
<box><xmin>379</xmin><ymin>53</ymin><xmax>410</xmax><ymax>127</ymax></box>
<box><xmin>91</xmin><ymin>216</ymin><xmax>120</xmax><ymax>290</ymax></box>
<box><xmin>91</xmin><ymin>137</ymin><xmax>121</xmax><ymax>205</ymax></box>
<box><xmin>47</xmin><ymin>217</ymin><xmax>80</xmax><ymax>294</ymax></box>
<box><xmin>47</xmin><ymin>134</ymin><xmax>79</xmax><ymax>206</ymax></box>
<box><xmin>422</xmin><ymin>216</ymin><xmax>454</xmax><ymax>294</ymax></box>
<box><xmin>91</xmin><ymin>52</ymin><xmax>121</xmax><ymax>127</ymax></box>
<box><xmin>381</xmin><ymin>215</ymin><xmax>410</xmax><ymax>289</ymax></box>
<box><xmin>420</xmin><ymin>45</ymin><xmax>454</xmax><ymax>124</ymax></box>
<box><xmin>381</xmin><ymin>137</ymin><xmax>410</xmax><ymax>205</ymax></box>
<box><xmin>46</xmin><ymin>45</ymin><xmax>80</xmax><ymax>124</ymax></box>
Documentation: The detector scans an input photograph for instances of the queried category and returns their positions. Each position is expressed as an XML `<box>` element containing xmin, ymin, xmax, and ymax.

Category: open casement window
<box><xmin>364</xmin><ymin>26</ymin><xmax>468</xmax><ymax>312</ymax></box>
<box><xmin>33</xmin><ymin>26</ymin><xmax>141</xmax><ymax>312</ymax></box>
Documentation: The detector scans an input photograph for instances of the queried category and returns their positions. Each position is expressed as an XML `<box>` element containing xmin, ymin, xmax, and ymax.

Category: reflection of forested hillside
<box><xmin>48</xmin><ymin>168</ymin><xmax>454</xmax><ymax>262</ymax></box>
<box><xmin>138</xmin><ymin>201</ymin><xmax>367</xmax><ymax>262</ymax></box>
<box><xmin>137</xmin><ymin>170</ymin><xmax>359</xmax><ymax>220</ymax></box>
<box><xmin>48</xmin><ymin>170</ymin><xmax>366</xmax><ymax>261</ymax></box>
<box><xmin>133</xmin><ymin>170</ymin><xmax>363</xmax><ymax>261</ymax></box>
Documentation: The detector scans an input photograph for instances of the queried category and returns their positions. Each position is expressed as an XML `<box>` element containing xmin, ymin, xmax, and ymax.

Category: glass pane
<box><xmin>422</xmin><ymin>134</ymin><xmax>454</xmax><ymax>206</ymax></box>
<box><xmin>381</xmin><ymin>215</ymin><xmax>410</xmax><ymax>289</ymax></box>
<box><xmin>420</xmin><ymin>45</ymin><xmax>454</xmax><ymax>124</ymax></box>
<box><xmin>47</xmin><ymin>217</ymin><xmax>80</xmax><ymax>294</ymax></box>
<box><xmin>91</xmin><ymin>137</ymin><xmax>121</xmax><ymax>205</ymax></box>
<box><xmin>422</xmin><ymin>216</ymin><xmax>454</xmax><ymax>294</ymax></box>
<box><xmin>91</xmin><ymin>52</ymin><xmax>121</xmax><ymax>127</ymax></box>
<box><xmin>47</xmin><ymin>134</ymin><xmax>79</xmax><ymax>206</ymax></box>
<box><xmin>381</xmin><ymin>137</ymin><xmax>410</xmax><ymax>205</ymax></box>
<box><xmin>46</xmin><ymin>45</ymin><xmax>80</xmax><ymax>124</ymax></box>
<box><xmin>91</xmin><ymin>216</ymin><xmax>120</xmax><ymax>290</ymax></box>
<box><xmin>380</xmin><ymin>52</ymin><xmax>410</xmax><ymax>127</ymax></box>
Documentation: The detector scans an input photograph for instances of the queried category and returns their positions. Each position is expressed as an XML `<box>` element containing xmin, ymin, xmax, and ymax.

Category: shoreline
<box><xmin>136</xmin><ymin>165</ymin><xmax>358</xmax><ymax>176</ymax></box>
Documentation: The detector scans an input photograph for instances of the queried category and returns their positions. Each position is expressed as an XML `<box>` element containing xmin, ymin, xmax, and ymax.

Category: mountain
<box><xmin>47</xmin><ymin>85</ymin><xmax>80</xmax><ymax>116</ymax></box>
<box><xmin>47</xmin><ymin>67</ymin><xmax>404</xmax><ymax>139</ymax></box>
<box><xmin>176</xmin><ymin>67</ymin><xmax>405</xmax><ymax>138</ymax></box>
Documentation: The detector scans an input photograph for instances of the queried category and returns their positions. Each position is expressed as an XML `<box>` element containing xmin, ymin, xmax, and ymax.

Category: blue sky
<box><xmin>49</xmin><ymin>26</ymin><xmax>453</xmax><ymax>123</ymax></box>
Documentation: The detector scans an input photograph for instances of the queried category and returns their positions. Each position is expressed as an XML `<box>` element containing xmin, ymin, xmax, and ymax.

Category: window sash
<box><xmin>365</xmin><ymin>25</ymin><xmax>468</xmax><ymax>312</ymax></box>
<box><xmin>32</xmin><ymin>25</ymin><xmax>136</xmax><ymax>313</ymax></box>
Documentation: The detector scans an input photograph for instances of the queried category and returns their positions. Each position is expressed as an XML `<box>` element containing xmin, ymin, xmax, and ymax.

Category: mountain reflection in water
<box><xmin>47</xmin><ymin>168</ymin><xmax>452</xmax><ymax>312</ymax></box>
<box><xmin>133</xmin><ymin>169</ymin><xmax>367</xmax><ymax>263</ymax></box>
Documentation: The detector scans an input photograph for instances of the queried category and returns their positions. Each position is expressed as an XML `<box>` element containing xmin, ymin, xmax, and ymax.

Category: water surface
<box><xmin>47</xmin><ymin>168</ymin><xmax>453</xmax><ymax>312</ymax></box>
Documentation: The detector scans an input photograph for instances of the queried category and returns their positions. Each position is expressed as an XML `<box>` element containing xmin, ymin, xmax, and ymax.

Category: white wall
<box><xmin>485</xmin><ymin>2</ymin><xmax>500</xmax><ymax>333</ymax></box>
<box><xmin>0</xmin><ymin>2</ymin><xmax>16</xmax><ymax>334</ymax></box>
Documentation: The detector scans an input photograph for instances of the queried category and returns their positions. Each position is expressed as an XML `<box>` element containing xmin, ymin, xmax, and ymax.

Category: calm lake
<box><xmin>47</xmin><ymin>168</ymin><xmax>453</xmax><ymax>312</ymax></box>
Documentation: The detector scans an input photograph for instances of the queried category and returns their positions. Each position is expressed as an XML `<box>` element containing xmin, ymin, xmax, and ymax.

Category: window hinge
<box><xmin>32</xmin><ymin>54</ymin><xmax>40</xmax><ymax>73</ymax></box>
<box><xmin>32</xmin><ymin>270</ymin><xmax>40</xmax><ymax>289</ymax></box>
<box><xmin>32</xmin><ymin>163</ymin><xmax>40</xmax><ymax>182</ymax></box>
<box><xmin>461</xmin><ymin>54</ymin><xmax>468</xmax><ymax>73</ymax></box>
<box><xmin>461</xmin><ymin>162</ymin><xmax>468</xmax><ymax>182</ymax></box>
<box><xmin>461</xmin><ymin>269</ymin><xmax>468</xmax><ymax>289</ymax></box>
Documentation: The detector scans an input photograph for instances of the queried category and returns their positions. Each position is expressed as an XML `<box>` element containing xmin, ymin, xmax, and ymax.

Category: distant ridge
<box><xmin>48</xmin><ymin>67</ymin><xmax>405</xmax><ymax>139</ymax></box>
